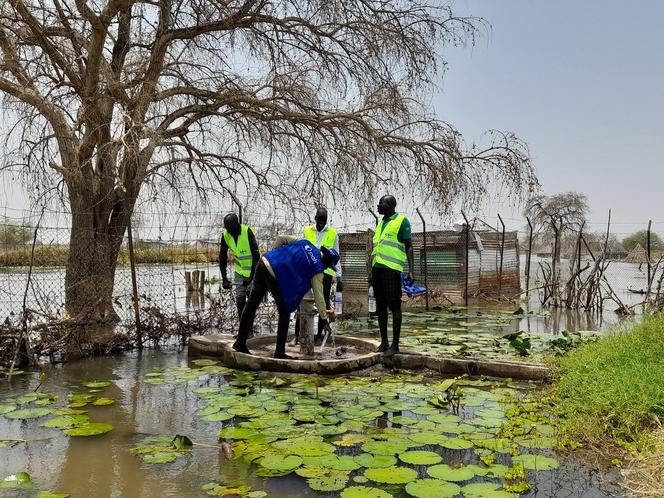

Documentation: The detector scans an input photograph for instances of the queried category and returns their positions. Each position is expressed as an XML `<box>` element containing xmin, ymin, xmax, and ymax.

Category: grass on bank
<box><xmin>551</xmin><ymin>313</ymin><xmax>664</xmax><ymax>454</ymax></box>
<box><xmin>0</xmin><ymin>245</ymin><xmax>219</xmax><ymax>267</ymax></box>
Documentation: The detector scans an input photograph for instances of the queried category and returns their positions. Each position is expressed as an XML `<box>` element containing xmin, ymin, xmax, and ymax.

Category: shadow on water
<box><xmin>0</xmin><ymin>348</ymin><xmax>626</xmax><ymax>498</ymax></box>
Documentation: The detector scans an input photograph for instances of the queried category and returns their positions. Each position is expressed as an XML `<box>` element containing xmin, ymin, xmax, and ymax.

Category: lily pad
<box><xmin>0</xmin><ymin>405</ymin><xmax>16</xmax><ymax>415</ymax></box>
<box><xmin>92</xmin><ymin>398</ymin><xmax>115</xmax><ymax>406</ymax></box>
<box><xmin>407</xmin><ymin>432</ymin><xmax>449</xmax><ymax>445</ymax></box>
<box><xmin>307</xmin><ymin>470</ymin><xmax>350</xmax><ymax>491</ymax></box>
<box><xmin>4</xmin><ymin>408</ymin><xmax>52</xmax><ymax>420</ymax></box>
<box><xmin>364</xmin><ymin>466</ymin><xmax>418</xmax><ymax>484</ymax></box>
<box><xmin>81</xmin><ymin>381</ymin><xmax>112</xmax><ymax>389</ymax></box>
<box><xmin>260</xmin><ymin>454</ymin><xmax>303</xmax><ymax>472</ymax></box>
<box><xmin>35</xmin><ymin>492</ymin><xmax>70</xmax><ymax>498</ymax></box>
<box><xmin>142</xmin><ymin>452</ymin><xmax>177</xmax><ymax>464</ymax></box>
<box><xmin>202</xmin><ymin>412</ymin><xmax>234</xmax><ymax>422</ymax></box>
<box><xmin>0</xmin><ymin>471</ymin><xmax>32</xmax><ymax>489</ymax></box>
<box><xmin>398</xmin><ymin>450</ymin><xmax>442</xmax><ymax>465</ymax></box>
<box><xmin>427</xmin><ymin>464</ymin><xmax>475</xmax><ymax>482</ymax></box>
<box><xmin>65</xmin><ymin>422</ymin><xmax>113</xmax><ymax>436</ymax></box>
<box><xmin>341</xmin><ymin>486</ymin><xmax>393</xmax><ymax>498</ymax></box>
<box><xmin>362</xmin><ymin>439</ymin><xmax>412</xmax><ymax>455</ymax></box>
<box><xmin>354</xmin><ymin>453</ymin><xmax>397</xmax><ymax>468</ymax></box>
<box><xmin>318</xmin><ymin>454</ymin><xmax>361</xmax><ymax>471</ymax></box>
<box><xmin>42</xmin><ymin>415</ymin><xmax>90</xmax><ymax>429</ymax></box>
<box><xmin>440</xmin><ymin>438</ymin><xmax>473</xmax><ymax>450</ymax></box>
<box><xmin>462</xmin><ymin>482</ymin><xmax>518</xmax><ymax>498</ymax></box>
<box><xmin>272</xmin><ymin>437</ymin><xmax>335</xmax><ymax>457</ymax></box>
<box><xmin>511</xmin><ymin>454</ymin><xmax>560</xmax><ymax>470</ymax></box>
<box><xmin>405</xmin><ymin>479</ymin><xmax>461</xmax><ymax>498</ymax></box>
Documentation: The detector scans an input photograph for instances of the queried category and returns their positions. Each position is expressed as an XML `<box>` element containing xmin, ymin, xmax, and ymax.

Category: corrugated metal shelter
<box><xmin>339</xmin><ymin>229</ymin><xmax>520</xmax><ymax>312</ymax></box>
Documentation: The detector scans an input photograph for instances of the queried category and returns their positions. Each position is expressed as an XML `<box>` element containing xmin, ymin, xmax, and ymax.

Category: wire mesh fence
<box><xmin>2</xmin><ymin>204</ymin><xmax>663</xmax><ymax>333</ymax></box>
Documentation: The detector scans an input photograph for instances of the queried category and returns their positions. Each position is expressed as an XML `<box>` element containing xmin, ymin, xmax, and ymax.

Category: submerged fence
<box><xmin>1</xmin><ymin>204</ymin><xmax>663</xmax><ymax>331</ymax></box>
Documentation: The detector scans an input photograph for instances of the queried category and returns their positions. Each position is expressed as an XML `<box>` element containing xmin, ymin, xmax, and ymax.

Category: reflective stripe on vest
<box><xmin>223</xmin><ymin>225</ymin><xmax>254</xmax><ymax>278</ymax></box>
<box><xmin>304</xmin><ymin>225</ymin><xmax>338</xmax><ymax>276</ymax></box>
<box><xmin>371</xmin><ymin>214</ymin><xmax>407</xmax><ymax>272</ymax></box>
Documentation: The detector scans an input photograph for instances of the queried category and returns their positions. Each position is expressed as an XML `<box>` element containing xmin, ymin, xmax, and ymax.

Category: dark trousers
<box><xmin>236</xmin><ymin>261</ymin><xmax>291</xmax><ymax>356</ymax></box>
<box><xmin>373</xmin><ymin>267</ymin><xmax>403</xmax><ymax>348</ymax></box>
<box><xmin>294</xmin><ymin>273</ymin><xmax>332</xmax><ymax>339</ymax></box>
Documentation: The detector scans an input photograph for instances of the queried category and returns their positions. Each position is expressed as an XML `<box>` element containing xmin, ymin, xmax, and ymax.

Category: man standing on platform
<box><xmin>369</xmin><ymin>195</ymin><xmax>415</xmax><ymax>356</ymax></box>
<box><xmin>219</xmin><ymin>214</ymin><xmax>260</xmax><ymax>331</ymax></box>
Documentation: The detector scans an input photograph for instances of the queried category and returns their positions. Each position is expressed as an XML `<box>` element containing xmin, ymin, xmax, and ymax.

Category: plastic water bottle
<box><xmin>334</xmin><ymin>292</ymin><xmax>343</xmax><ymax>315</ymax></box>
<box><xmin>368</xmin><ymin>286</ymin><xmax>376</xmax><ymax>314</ymax></box>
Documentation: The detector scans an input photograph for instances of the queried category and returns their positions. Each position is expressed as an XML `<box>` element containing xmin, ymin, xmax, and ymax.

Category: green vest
<box><xmin>223</xmin><ymin>225</ymin><xmax>255</xmax><ymax>278</ymax></box>
<box><xmin>372</xmin><ymin>214</ymin><xmax>407</xmax><ymax>272</ymax></box>
<box><xmin>304</xmin><ymin>225</ymin><xmax>337</xmax><ymax>276</ymax></box>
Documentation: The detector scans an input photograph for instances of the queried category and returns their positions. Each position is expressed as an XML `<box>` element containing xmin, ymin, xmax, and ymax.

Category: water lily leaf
<box><xmin>4</xmin><ymin>407</ymin><xmax>52</xmax><ymax>420</ymax></box>
<box><xmin>191</xmin><ymin>359</ymin><xmax>219</xmax><ymax>366</ymax></box>
<box><xmin>427</xmin><ymin>464</ymin><xmax>475</xmax><ymax>482</ymax></box>
<box><xmin>341</xmin><ymin>485</ymin><xmax>393</xmax><ymax>498</ymax></box>
<box><xmin>81</xmin><ymin>381</ymin><xmax>111</xmax><ymax>389</ymax></box>
<box><xmin>390</xmin><ymin>415</ymin><xmax>418</xmax><ymax>426</ymax></box>
<box><xmin>0</xmin><ymin>439</ymin><xmax>24</xmax><ymax>448</ymax></box>
<box><xmin>35</xmin><ymin>492</ymin><xmax>70</xmax><ymax>498</ymax></box>
<box><xmin>35</xmin><ymin>396</ymin><xmax>59</xmax><ymax>406</ymax></box>
<box><xmin>65</xmin><ymin>422</ymin><xmax>113</xmax><ymax>436</ymax></box>
<box><xmin>202</xmin><ymin>412</ymin><xmax>234</xmax><ymax>422</ymax></box>
<box><xmin>513</xmin><ymin>436</ymin><xmax>557</xmax><ymax>449</ymax></box>
<box><xmin>255</xmin><ymin>467</ymin><xmax>292</xmax><ymax>477</ymax></box>
<box><xmin>218</xmin><ymin>427</ymin><xmax>255</xmax><ymax>440</ymax></box>
<box><xmin>511</xmin><ymin>454</ymin><xmax>560</xmax><ymax>470</ymax></box>
<box><xmin>41</xmin><ymin>415</ymin><xmax>90</xmax><ymax>429</ymax></box>
<box><xmin>361</xmin><ymin>439</ymin><xmax>412</xmax><ymax>455</ymax></box>
<box><xmin>407</xmin><ymin>432</ymin><xmax>449</xmax><ymax>445</ymax></box>
<box><xmin>318</xmin><ymin>454</ymin><xmax>361</xmax><ymax>471</ymax></box>
<box><xmin>353</xmin><ymin>475</ymin><xmax>369</xmax><ymax>484</ymax></box>
<box><xmin>92</xmin><ymin>397</ymin><xmax>115</xmax><ymax>406</ymax></box>
<box><xmin>364</xmin><ymin>466</ymin><xmax>418</xmax><ymax>484</ymax></box>
<box><xmin>173</xmin><ymin>435</ymin><xmax>193</xmax><ymax>450</ymax></box>
<box><xmin>271</xmin><ymin>437</ymin><xmax>335</xmax><ymax>457</ymax></box>
<box><xmin>295</xmin><ymin>467</ymin><xmax>329</xmax><ymax>478</ymax></box>
<box><xmin>142</xmin><ymin>452</ymin><xmax>178</xmax><ymax>464</ymax></box>
<box><xmin>306</xmin><ymin>470</ymin><xmax>350</xmax><ymax>491</ymax></box>
<box><xmin>144</xmin><ymin>379</ymin><xmax>166</xmax><ymax>385</ymax></box>
<box><xmin>15</xmin><ymin>394</ymin><xmax>39</xmax><ymax>404</ymax></box>
<box><xmin>260</xmin><ymin>454</ymin><xmax>302</xmax><ymax>472</ymax></box>
<box><xmin>0</xmin><ymin>471</ymin><xmax>32</xmax><ymax>489</ymax></box>
<box><xmin>398</xmin><ymin>450</ymin><xmax>442</xmax><ymax>465</ymax></box>
<box><xmin>405</xmin><ymin>479</ymin><xmax>461</xmax><ymax>498</ymax></box>
<box><xmin>247</xmin><ymin>492</ymin><xmax>267</xmax><ymax>498</ymax></box>
<box><xmin>0</xmin><ymin>405</ymin><xmax>16</xmax><ymax>415</ymax></box>
<box><xmin>354</xmin><ymin>453</ymin><xmax>397</xmax><ymax>469</ymax></box>
<box><xmin>462</xmin><ymin>482</ymin><xmax>518</xmax><ymax>497</ymax></box>
<box><xmin>334</xmin><ymin>434</ymin><xmax>373</xmax><ymax>447</ymax></box>
<box><xmin>439</xmin><ymin>438</ymin><xmax>473</xmax><ymax>450</ymax></box>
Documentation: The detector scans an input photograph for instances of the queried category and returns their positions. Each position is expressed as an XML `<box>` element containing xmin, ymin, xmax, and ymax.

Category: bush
<box><xmin>552</xmin><ymin>314</ymin><xmax>664</xmax><ymax>452</ymax></box>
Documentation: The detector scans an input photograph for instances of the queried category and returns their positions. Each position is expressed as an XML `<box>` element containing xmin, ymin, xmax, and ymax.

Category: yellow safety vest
<box><xmin>223</xmin><ymin>225</ymin><xmax>255</xmax><ymax>278</ymax></box>
<box><xmin>372</xmin><ymin>214</ymin><xmax>407</xmax><ymax>272</ymax></box>
<box><xmin>304</xmin><ymin>225</ymin><xmax>337</xmax><ymax>276</ymax></box>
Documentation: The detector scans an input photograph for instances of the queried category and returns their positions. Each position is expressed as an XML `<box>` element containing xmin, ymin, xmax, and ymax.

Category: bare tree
<box><xmin>524</xmin><ymin>192</ymin><xmax>588</xmax><ymax>305</ymax></box>
<box><xmin>0</xmin><ymin>0</ymin><xmax>537</xmax><ymax>324</ymax></box>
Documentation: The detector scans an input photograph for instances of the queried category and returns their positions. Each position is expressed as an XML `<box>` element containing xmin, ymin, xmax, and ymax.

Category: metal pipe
<box><xmin>647</xmin><ymin>219</ymin><xmax>652</xmax><ymax>287</ymax></box>
<box><xmin>497</xmin><ymin>214</ymin><xmax>505</xmax><ymax>292</ymax></box>
<box><xmin>416</xmin><ymin>208</ymin><xmax>429</xmax><ymax>311</ymax></box>
<box><xmin>526</xmin><ymin>217</ymin><xmax>533</xmax><ymax>295</ymax></box>
<box><xmin>461</xmin><ymin>211</ymin><xmax>470</xmax><ymax>307</ymax></box>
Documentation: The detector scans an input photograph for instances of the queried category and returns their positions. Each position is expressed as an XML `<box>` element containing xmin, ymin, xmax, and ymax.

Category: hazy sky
<box><xmin>436</xmin><ymin>0</ymin><xmax>664</xmax><ymax>235</ymax></box>
<box><xmin>2</xmin><ymin>0</ymin><xmax>662</xmax><ymax>236</ymax></box>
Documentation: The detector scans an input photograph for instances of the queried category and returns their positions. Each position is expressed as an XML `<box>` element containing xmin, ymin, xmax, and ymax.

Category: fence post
<box><xmin>497</xmin><ymin>214</ymin><xmax>505</xmax><ymax>292</ymax></box>
<box><xmin>461</xmin><ymin>211</ymin><xmax>470</xmax><ymax>307</ymax></box>
<box><xmin>127</xmin><ymin>217</ymin><xmax>142</xmax><ymax>349</ymax></box>
<box><xmin>415</xmin><ymin>208</ymin><xmax>429</xmax><ymax>311</ymax></box>
<box><xmin>525</xmin><ymin>217</ymin><xmax>533</xmax><ymax>295</ymax></box>
<box><xmin>647</xmin><ymin>219</ymin><xmax>652</xmax><ymax>287</ymax></box>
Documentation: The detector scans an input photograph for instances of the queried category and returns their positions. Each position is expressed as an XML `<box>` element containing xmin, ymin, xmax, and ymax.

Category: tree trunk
<box><xmin>64</xmin><ymin>195</ymin><xmax>128</xmax><ymax>323</ymax></box>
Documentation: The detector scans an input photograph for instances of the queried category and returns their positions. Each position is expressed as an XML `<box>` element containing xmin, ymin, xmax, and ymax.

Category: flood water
<box><xmin>1</xmin><ymin>348</ymin><xmax>625</xmax><ymax>498</ymax></box>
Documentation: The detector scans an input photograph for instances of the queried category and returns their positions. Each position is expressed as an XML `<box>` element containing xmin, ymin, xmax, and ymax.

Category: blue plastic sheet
<box><xmin>401</xmin><ymin>273</ymin><xmax>427</xmax><ymax>298</ymax></box>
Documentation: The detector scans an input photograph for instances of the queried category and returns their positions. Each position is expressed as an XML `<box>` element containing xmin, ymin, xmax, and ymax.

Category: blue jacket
<box><xmin>264</xmin><ymin>240</ymin><xmax>325</xmax><ymax>312</ymax></box>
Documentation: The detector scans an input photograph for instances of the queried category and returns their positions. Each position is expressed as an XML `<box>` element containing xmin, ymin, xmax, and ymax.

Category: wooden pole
<box><xmin>127</xmin><ymin>218</ymin><xmax>142</xmax><ymax>348</ymax></box>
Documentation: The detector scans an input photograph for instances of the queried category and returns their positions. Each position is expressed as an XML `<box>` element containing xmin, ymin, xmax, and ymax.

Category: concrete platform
<box><xmin>189</xmin><ymin>333</ymin><xmax>552</xmax><ymax>381</ymax></box>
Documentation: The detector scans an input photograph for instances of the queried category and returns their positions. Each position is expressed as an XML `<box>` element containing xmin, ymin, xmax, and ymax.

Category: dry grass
<box><xmin>622</xmin><ymin>430</ymin><xmax>664</xmax><ymax>497</ymax></box>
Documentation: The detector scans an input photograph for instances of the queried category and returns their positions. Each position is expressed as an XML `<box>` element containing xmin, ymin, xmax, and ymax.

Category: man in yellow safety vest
<box><xmin>220</xmin><ymin>214</ymin><xmax>260</xmax><ymax>331</ymax></box>
<box><xmin>369</xmin><ymin>195</ymin><xmax>414</xmax><ymax>356</ymax></box>
<box><xmin>290</xmin><ymin>207</ymin><xmax>342</xmax><ymax>345</ymax></box>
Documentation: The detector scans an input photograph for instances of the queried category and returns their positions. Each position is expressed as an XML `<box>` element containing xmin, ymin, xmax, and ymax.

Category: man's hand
<box><xmin>405</xmin><ymin>272</ymin><xmax>414</xmax><ymax>285</ymax></box>
<box><xmin>221</xmin><ymin>278</ymin><xmax>232</xmax><ymax>290</ymax></box>
<box><xmin>326</xmin><ymin>309</ymin><xmax>336</xmax><ymax>323</ymax></box>
<box><xmin>321</xmin><ymin>320</ymin><xmax>333</xmax><ymax>337</ymax></box>
<box><xmin>336</xmin><ymin>279</ymin><xmax>343</xmax><ymax>293</ymax></box>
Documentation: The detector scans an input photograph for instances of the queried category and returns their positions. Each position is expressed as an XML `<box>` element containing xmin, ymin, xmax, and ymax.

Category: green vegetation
<box><xmin>622</xmin><ymin>230</ymin><xmax>663</xmax><ymax>252</ymax></box>
<box><xmin>0</xmin><ymin>244</ymin><xmax>218</xmax><ymax>267</ymax></box>
<box><xmin>552</xmin><ymin>314</ymin><xmax>664</xmax><ymax>453</ymax></box>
